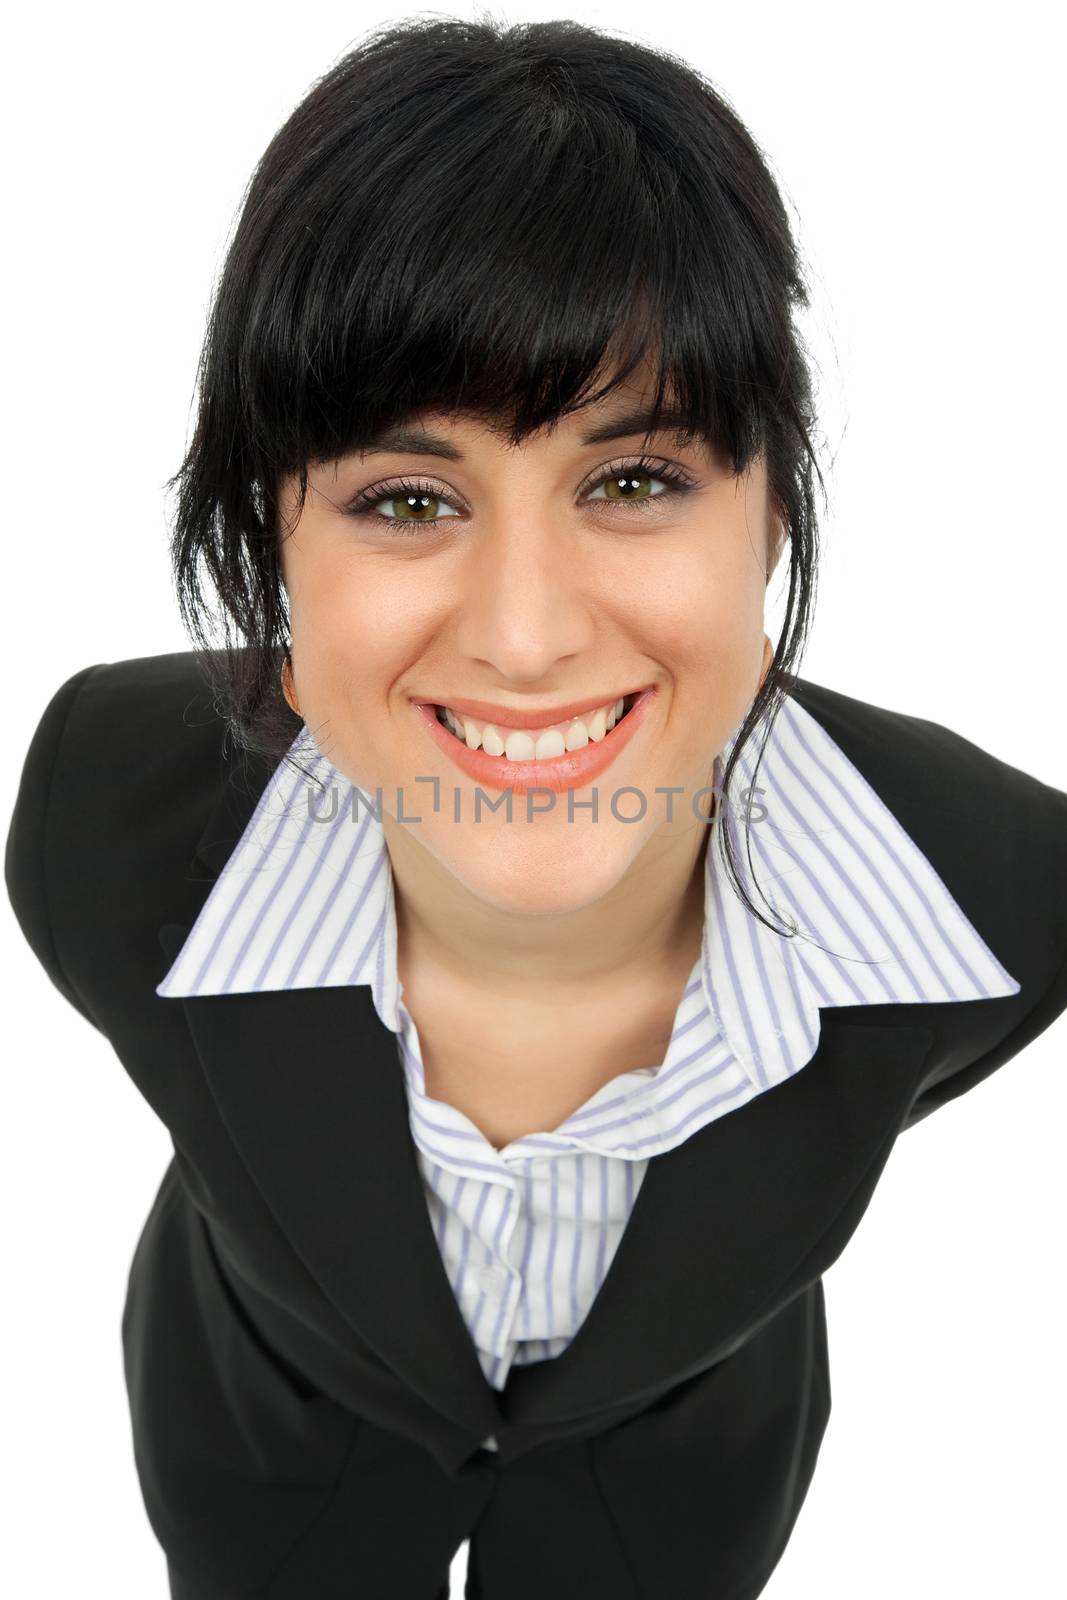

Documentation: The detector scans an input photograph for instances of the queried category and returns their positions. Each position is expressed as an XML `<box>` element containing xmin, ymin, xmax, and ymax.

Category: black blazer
<box><xmin>7</xmin><ymin>650</ymin><xmax>1067</xmax><ymax>1600</ymax></box>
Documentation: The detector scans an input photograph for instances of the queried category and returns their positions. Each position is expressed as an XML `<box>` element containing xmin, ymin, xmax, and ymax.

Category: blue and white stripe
<box><xmin>158</xmin><ymin>693</ymin><xmax>1019</xmax><ymax>1445</ymax></box>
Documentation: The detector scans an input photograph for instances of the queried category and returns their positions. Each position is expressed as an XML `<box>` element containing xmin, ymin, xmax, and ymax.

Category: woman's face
<box><xmin>277</xmin><ymin>372</ymin><xmax>783</xmax><ymax>918</ymax></box>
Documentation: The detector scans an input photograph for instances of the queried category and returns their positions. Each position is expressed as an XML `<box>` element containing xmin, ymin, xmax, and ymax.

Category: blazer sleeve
<box><xmin>905</xmin><ymin>942</ymin><xmax>1067</xmax><ymax>1130</ymax></box>
<box><xmin>5</xmin><ymin>663</ymin><xmax>106</xmax><ymax>1033</ymax></box>
<box><xmin>904</xmin><ymin>777</ymin><xmax>1067</xmax><ymax>1132</ymax></box>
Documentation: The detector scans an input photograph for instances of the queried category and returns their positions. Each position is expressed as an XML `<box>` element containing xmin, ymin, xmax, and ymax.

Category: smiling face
<box><xmin>276</xmin><ymin>369</ymin><xmax>783</xmax><ymax>922</ymax></box>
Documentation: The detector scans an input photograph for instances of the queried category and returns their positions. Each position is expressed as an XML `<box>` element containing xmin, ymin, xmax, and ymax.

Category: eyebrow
<box><xmin>356</xmin><ymin>406</ymin><xmax>697</xmax><ymax>460</ymax></box>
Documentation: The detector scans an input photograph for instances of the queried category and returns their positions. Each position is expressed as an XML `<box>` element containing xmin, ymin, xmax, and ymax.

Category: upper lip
<box><xmin>417</xmin><ymin>687</ymin><xmax>650</xmax><ymax>730</ymax></box>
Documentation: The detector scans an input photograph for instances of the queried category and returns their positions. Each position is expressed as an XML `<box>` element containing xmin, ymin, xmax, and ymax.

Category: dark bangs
<box><xmin>166</xmin><ymin>13</ymin><xmax>826</xmax><ymax>938</ymax></box>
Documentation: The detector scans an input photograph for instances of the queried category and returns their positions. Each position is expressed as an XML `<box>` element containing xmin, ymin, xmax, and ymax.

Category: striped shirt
<box><xmin>157</xmin><ymin>692</ymin><xmax>1019</xmax><ymax>1452</ymax></box>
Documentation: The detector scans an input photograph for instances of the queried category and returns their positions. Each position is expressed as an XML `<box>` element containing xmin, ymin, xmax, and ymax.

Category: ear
<box><xmin>759</xmin><ymin>633</ymin><xmax>775</xmax><ymax>690</ymax></box>
<box><xmin>280</xmin><ymin>654</ymin><xmax>301</xmax><ymax>717</ymax></box>
<box><xmin>766</xmin><ymin>511</ymin><xmax>787</xmax><ymax>582</ymax></box>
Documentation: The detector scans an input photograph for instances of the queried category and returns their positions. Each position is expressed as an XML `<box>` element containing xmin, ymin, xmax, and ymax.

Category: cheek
<box><xmin>287</xmin><ymin>559</ymin><xmax>416</xmax><ymax>739</ymax></box>
<box><xmin>629</xmin><ymin>545</ymin><xmax>764</xmax><ymax>676</ymax></box>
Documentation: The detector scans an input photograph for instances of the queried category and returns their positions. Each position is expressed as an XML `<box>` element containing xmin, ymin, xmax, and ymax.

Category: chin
<box><xmin>436</xmin><ymin>827</ymin><xmax>647</xmax><ymax>917</ymax></box>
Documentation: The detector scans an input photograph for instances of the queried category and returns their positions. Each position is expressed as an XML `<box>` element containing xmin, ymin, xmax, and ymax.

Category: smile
<box><xmin>411</xmin><ymin>687</ymin><xmax>656</xmax><ymax>795</ymax></box>
<box><xmin>435</xmin><ymin>692</ymin><xmax>637</xmax><ymax>762</ymax></box>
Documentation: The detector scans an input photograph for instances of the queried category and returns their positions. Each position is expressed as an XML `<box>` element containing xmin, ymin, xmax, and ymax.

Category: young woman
<box><xmin>7</xmin><ymin>16</ymin><xmax>1066</xmax><ymax>1600</ymax></box>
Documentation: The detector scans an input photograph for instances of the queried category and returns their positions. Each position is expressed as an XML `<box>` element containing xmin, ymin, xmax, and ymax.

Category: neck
<box><xmin>383</xmin><ymin>803</ymin><xmax>714</xmax><ymax>1004</ymax></box>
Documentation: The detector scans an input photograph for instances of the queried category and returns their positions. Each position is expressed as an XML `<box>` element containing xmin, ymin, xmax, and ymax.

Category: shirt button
<box><xmin>475</xmin><ymin>1264</ymin><xmax>505</xmax><ymax>1292</ymax></box>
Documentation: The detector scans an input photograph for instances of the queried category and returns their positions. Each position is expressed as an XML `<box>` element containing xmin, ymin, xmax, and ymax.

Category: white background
<box><xmin>2</xmin><ymin>2</ymin><xmax>1064</xmax><ymax>1595</ymax></box>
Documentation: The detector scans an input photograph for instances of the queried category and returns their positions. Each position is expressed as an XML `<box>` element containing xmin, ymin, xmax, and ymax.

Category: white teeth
<box><xmin>437</xmin><ymin>694</ymin><xmax>634</xmax><ymax>763</ymax></box>
<box><xmin>504</xmin><ymin>731</ymin><xmax>536</xmax><ymax>761</ymax></box>
<box><xmin>533</xmin><ymin>729</ymin><xmax>566</xmax><ymax>759</ymax></box>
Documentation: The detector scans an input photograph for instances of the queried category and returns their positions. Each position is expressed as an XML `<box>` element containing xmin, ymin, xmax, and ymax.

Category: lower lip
<box><xmin>411</xmin><ymin>688</ymin><xmax>657</xmax><ymax>794</ymax></box>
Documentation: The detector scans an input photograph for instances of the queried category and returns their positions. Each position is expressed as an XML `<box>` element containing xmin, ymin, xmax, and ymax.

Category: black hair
<box><xmin>165</xmin><ymin>12</ymin><xmax>827</xmax><ymax>938</ymax></box>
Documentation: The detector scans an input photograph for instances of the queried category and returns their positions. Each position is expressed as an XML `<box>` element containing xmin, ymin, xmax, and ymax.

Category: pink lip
<box><xmin>412</xmin><ymin>686</ymin><xmax>657</xmax><ymax>795</ymax></box>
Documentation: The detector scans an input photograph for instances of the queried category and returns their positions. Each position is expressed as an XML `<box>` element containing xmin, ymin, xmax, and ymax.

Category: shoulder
<box><xmin>788</xmin><ymin>673</ymin><xmax>1067</xmax><ymax>833</ymax></box>
<box><xmin>9</xmin><ymin>648</ymin><xmax>228</xmax><ymax>837</ymax></box>
<box><xmin>787</xmin><ymin>674</ymin><xmax>1067</xmax><ymax>1106</ymax></box>
<box><xmin>787</xmin><ymin>674</ymin><xmax>1067</xmax><ymax>881</ymax></box>
<box><xmin>32</xmin><ymin>648</ymin><xmax>224</xmax><ymax>747</ymax></box>
<box><xmin>5</xmin><ymin>650</ymin><xmax>231</xmax><ymax>1028</ymax></box>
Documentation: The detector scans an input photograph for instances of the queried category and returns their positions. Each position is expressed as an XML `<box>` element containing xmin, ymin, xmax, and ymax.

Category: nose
<box><xmin>452</xmin><ymin>514</ymin><xmax>599</xmax><ymax>684</ymax></box>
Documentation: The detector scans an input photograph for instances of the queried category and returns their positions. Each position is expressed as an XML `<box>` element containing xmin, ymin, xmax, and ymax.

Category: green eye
<box><xmin>379</xmin><ymin>491</ymin><xmax>460</xmax><ymax>523</ymax></box>
<box><xmin>593</xmin><ymin>469</ymin><xmax>662</xmax><ymax>503</ymax></box>
<box><xmin>344</xmin><ymin>454</ymin><xmax>696</xmax><ymax>537</ymax></box>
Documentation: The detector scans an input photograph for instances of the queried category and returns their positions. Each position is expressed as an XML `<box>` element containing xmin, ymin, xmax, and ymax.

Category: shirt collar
<box><xmin>157</xmin><ymin>693</ymin><xmax>1019</xmax><ymax>1090</ymax></box>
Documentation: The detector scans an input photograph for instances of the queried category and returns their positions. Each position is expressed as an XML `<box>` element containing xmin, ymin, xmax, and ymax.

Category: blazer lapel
<box><xmin>160</xmin><ymin>741</ymin><xmax>937</xmax><ymax>1444</ymax></box>
<box><xmin>498</xmin><ymin>1011</ymin><xmax>935</xmax><ymax>1427</ymax></box>
<box><xmin>158</xmin><ymin>933</ymin><xmax>508</xmax><ymax>1441</ymax></box>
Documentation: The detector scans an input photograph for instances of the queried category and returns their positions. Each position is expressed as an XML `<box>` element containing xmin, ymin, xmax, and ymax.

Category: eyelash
<box><xmin>342</xmin><ymin>455</ymin><xmax>698</xmax><ymax>536</ymax></box>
